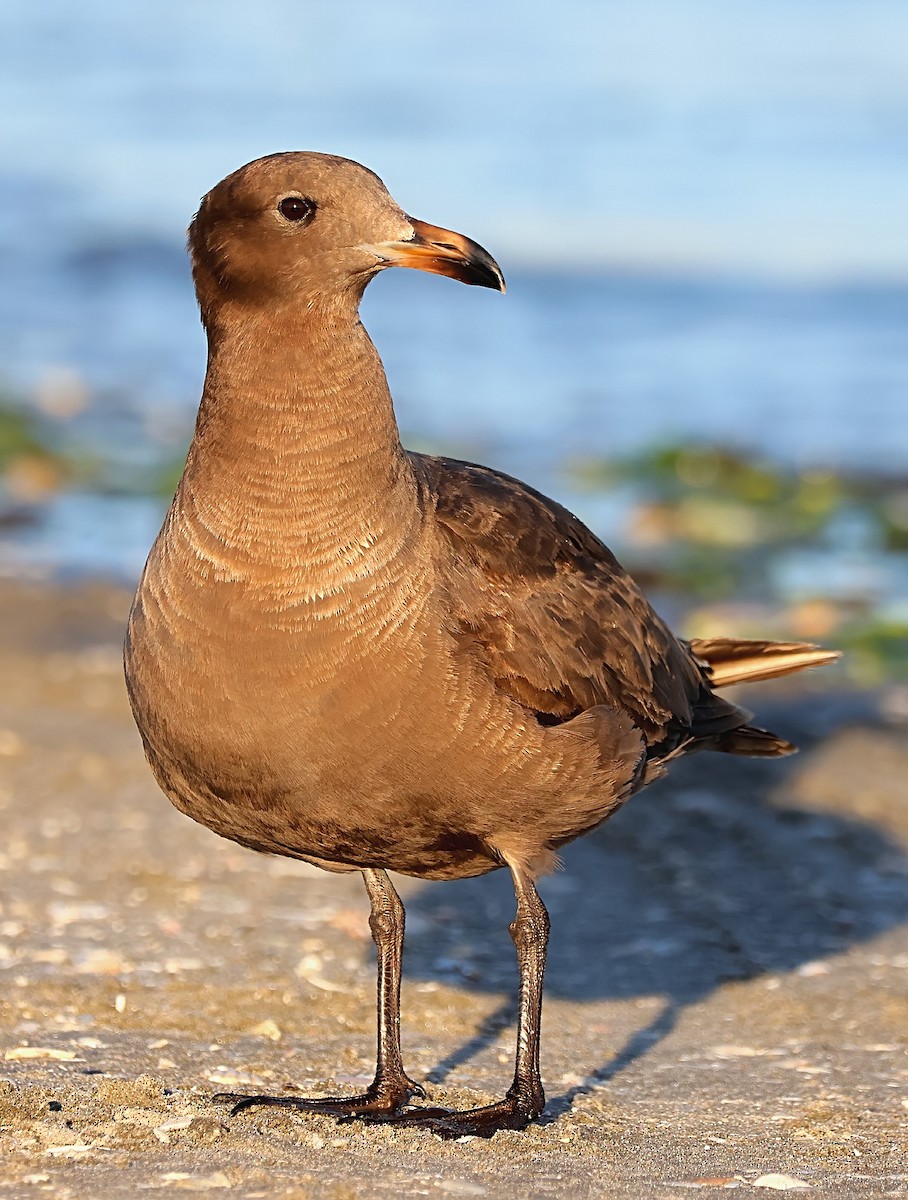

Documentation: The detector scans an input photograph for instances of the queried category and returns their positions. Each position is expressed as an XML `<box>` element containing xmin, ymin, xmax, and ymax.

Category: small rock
<box><xmin>712</xmin><ymin>1045</ymin><xmax>766</xmax><ymax>1059</ymax></box>
<box><xmin>682</xmin><ymin>1179</ymin><xmax>741</xmax><ymax>1190</ymax></box>
<box><xmin>160</xmin><ymin>1171</ymin><xmax>231</xmax><ymax>1190</ymax></box>
<box><xmin>795</xmin><ymin>961</ymin><xmax>830</xmax><ymax>977</ymax></box>
<box><xmin>246</xmin><ymin>1018</ymin><xmax>282</xmax><ymax>1041</ymax></box>
<box><xmin>153</xmin><ymin>1115</ymin><xmax>194</xmax><ymax>1143</ymax></box>
<box><xmin>74</xmin><ymin>948</ymin><xmax>126</xmax><ymax>975</ymax></box>
<box><xmin>5</xmin><ymin>1047</ymin><xmax>79</xmax><ymax>1061</ymax></box>
<box><xmin>163</xmin><ymin>958</ymin><xmax>204</xmax><ymax>974</ymax></box>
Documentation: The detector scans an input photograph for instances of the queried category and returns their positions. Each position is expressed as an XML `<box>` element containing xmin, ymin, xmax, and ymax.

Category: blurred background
<box><xmin>1</xmin><ymin>0</ymin><xmax>906</xmax><ymax>682</ymax></box>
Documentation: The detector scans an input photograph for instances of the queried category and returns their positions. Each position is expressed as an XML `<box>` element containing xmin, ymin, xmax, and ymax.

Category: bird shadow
<box><xmin>398</xmin><ymin>692</ymin><xmax>908</xmax><ymax>1117</ymax></box>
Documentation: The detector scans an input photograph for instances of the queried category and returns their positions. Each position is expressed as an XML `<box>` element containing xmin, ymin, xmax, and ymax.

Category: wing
<box><xmin>413</xmin><ymin>453</ymin><xmax>745</xmax><ymax>752</ymax></box>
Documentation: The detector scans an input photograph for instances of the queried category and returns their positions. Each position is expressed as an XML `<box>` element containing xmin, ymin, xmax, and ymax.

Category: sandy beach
<box><xmin>0</xmin><ymin>578</ymin><xmax>906</xmax><ymax>1198</ymax></box>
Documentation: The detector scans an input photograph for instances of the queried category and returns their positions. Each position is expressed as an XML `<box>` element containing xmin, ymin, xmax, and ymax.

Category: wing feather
<box><xmin>413</xmin><ymin>454</ymin><xmax>745</xmax><ymax>751</ymax></box>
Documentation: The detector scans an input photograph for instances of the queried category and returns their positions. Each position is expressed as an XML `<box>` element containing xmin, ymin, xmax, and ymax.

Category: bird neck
<box><xmin>172</xmin><ymin>294</ymin><xmax>421</xmax><ymax>580</ymax></box>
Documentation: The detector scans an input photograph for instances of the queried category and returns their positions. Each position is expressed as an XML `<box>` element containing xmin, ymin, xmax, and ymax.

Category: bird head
<box><xmin>189</xmin><ymin>151</ymin><xmax>505</xmax><ymax>326</ymax></box>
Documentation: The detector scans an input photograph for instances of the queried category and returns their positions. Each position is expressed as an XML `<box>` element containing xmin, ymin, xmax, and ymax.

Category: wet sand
<box><xmin>0</xmin><ymin>579</ymin><xmax>905</xmax><ymax>1198</ymax></box>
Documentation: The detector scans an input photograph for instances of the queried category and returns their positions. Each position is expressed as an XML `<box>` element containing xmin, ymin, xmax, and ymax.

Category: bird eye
<box><xmin>277</xmin><ymin>196</ymin><xmax>316</xmax><ymax>224</ymax></box>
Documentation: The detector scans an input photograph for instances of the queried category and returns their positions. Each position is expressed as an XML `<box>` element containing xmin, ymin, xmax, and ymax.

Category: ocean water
<box><xmin>0</xmin><ymin>0</ymin><xmax>906</xmax><ymax>575</ymax></box>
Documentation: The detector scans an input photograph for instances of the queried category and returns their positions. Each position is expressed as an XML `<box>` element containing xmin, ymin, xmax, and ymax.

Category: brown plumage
<box><xmin>124</xmin><ymin>152</ymin><xmax>838</xmax><ymax>1138</ymax></box>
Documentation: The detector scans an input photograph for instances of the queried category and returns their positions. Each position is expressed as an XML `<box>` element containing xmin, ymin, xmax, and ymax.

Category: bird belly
<box><xmin>125</xmin><ymin>568</ymin><xmax>626</xmax><ymax>882</ymax></box>
<box><xmin>125</xmin><ymin>597</ymin><xmax>511</xmax><ymax>879</ymax></box>
<box><xmin>132</xmin><ymin>704</ymin><xmax>510</xmax><ymax>882</ymax></box>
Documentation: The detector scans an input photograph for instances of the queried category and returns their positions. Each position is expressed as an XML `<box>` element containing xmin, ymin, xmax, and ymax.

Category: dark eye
<box><xmin>277</xmin><ymin>195</ymin><xmax>316</xmax><ymax>224</ymax></box>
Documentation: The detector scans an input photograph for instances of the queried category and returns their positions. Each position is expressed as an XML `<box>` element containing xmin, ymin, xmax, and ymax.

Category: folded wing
<box><xmin>414</xmin><ymin>454</ymin><xmax>751</xmax><ymax>760</ymax></box>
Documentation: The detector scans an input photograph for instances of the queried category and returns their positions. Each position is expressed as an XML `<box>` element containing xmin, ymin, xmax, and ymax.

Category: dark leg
<box><xmin>361</xmin><ymin>866</ymin><xmax>425</xmax><ymax>1104</ymax></box>
<box><xmin>216</xmin><ymin>867</ymin><xmax>423</xmax><ymax>1118</ymax></box>
<box><xmin>368</xmin><ymin>863</ymin><xmax>550</xmax><ymax>1137</ymax></box>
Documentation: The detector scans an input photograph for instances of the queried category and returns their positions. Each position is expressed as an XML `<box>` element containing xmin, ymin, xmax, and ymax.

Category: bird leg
<box><xmin>368</xmin><ymin>864</ymin><xmax>550</xmax><ymax>1138</ymax></box>
<box><xmin>215</xmin><ymin>867</ymin><xmax>424</xmax><ymax>1118</ymax></box>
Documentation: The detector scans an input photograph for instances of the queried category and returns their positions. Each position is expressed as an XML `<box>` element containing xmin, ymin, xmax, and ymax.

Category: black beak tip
<box><xmin>477</xmin><ymin>261</ymin><xmax>507</xmax><ymax>294</ymax></box>
<box><xmin>465</xmin><ymin>249</ymin><xmax>506</xmax><ymax>294</ymax></box>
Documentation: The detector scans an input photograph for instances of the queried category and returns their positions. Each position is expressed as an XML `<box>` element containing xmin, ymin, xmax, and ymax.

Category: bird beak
<box><xmin>366</xmin><ymin>218</ymin><xmax>506</xmax><ymax>293</ymax></box>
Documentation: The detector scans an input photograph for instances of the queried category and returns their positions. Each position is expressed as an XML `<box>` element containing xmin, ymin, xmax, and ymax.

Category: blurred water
<box><xmin>4</xmin><ymin>0</ymin><xmax>907</xmax><ymax>277</ymax></box>
<box><xmin>0</xmin><ymin>0</ymin><xmax>906</xmax><ymax>576</ymax></box>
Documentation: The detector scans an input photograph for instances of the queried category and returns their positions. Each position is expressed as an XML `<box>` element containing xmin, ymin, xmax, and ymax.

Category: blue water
<box><xmin>0</xmin><ymin>0</ymin><xmax>906</xmax><ymax>575</ymax></box>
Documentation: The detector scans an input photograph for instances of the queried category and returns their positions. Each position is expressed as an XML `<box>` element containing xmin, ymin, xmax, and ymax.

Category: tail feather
<box><xmin>710</xmin><ymin>724</ymin><xmax>797</xmax><ymax>757</ymax></box>
<box><xmin>689</xmin><ymin>637</ymin><xmax>840</xmax><ymax>689</ymax></box>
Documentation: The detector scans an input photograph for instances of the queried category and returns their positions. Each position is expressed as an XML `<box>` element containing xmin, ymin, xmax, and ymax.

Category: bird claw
<box><xmin>213</xmin><ymin>1077</ymin><xmax>424</xmax><ymax>1119</ymax></box>
<box><xmin>362</xmin><ymin>1098</ymin><xmax>538</xmax><ymax>1139</ymax></box>
<box><xmin>213</xmin><ymin>1083</ymin><xmax>536</xmax><ymax>1136</ymax></box>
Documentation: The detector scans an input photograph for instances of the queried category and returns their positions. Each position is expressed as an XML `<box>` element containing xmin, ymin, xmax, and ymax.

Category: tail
<box><xmin>689</xmin><ymin>638</ymin><xmax>840</xmax><ymax>689</ymax></box>
<box><xmin>686</xmin><ymin>637</ymin><xmax>839</xmax><ymax>760</ymax></box>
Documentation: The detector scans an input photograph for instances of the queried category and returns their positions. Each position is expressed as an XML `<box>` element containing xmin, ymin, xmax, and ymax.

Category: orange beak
<box><xmin>368</xmin><ymin>218</ymin><xmax>505</xmax><ymax>293</ymax></box>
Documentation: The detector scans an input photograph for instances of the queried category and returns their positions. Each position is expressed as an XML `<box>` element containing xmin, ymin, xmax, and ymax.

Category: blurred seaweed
<box><xmin>0</xmin><ymin>393</ymin><xmax>72</xmax><ymax>519</ymax></box>
<box><xmin>0</xmin><ymin>384</ymin><xmax>187</xmax><ymax>505</ymax></box>
<box><xmin>567</xmin><ymin>443</ymin><xmax>908</xmax><ymax>685</ymax></box>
